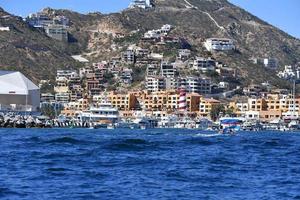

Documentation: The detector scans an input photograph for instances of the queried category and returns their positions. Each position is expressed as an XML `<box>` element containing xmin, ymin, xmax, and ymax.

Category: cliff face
<box><xmin>0</xmin><ymin>0</ymin><xmax>299</xmax><ymax>86</ymax></box>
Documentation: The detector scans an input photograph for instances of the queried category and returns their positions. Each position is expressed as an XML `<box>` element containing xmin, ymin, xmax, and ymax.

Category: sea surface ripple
<box><xmin>0</xmin><ymin>129</ymin><xmax>300</xmax><ymax>199</ymax></box>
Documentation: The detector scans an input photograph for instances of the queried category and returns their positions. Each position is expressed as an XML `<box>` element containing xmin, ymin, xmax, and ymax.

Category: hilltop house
<box><xmin>129</xmin><ymin>0</ymin><xmax>154</xmax><ymax>9</ymax></box>
<box><xmin>45</xmin><ymin>24</ymin><xmax>68</xmax><ymax>41</ymax></box>
<box><xmin>204</xmin><ymin>38</ymin><xmax>235</xmax><ymax>52</ymax></box>
<box><xmin>191</xmin><ymin>57</ymin><xmax>216</xmax><ymax>72</ymax></box>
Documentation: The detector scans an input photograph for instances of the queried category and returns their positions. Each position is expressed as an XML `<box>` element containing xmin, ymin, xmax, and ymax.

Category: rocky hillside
<box><xmin>0</xmin><ymin>0</ymin><xmax>299</xmax><ymax>87</ymax></box>
<box><xmin>0</xmin><ymin>8</ymin><xmax>83</xmax><ymax>82</ymax></box>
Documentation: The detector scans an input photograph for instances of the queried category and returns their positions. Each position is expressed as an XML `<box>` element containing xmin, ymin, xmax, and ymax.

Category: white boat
<box><xmin>174</xmin><ymin>116</ymin><xmax>196</xmax><ymax>129</ymax></box>
<box><xmin>78</xmin><ymin>98</ymin><xmax>119</xmax><ymax>126</ymax></box>
<box><xmin>158</xmin><ymin>115</ymin><xmax>178</xmax><ymax>128</ymax></box>
<box><xmin>133</xmin><ymin>116</ymin><xmax>157</xmax><ymax>129</ymax></box>
<box><xmin>107</xmin><ymin>124</ymin><xmax>115</xmax><ymax>129</ymax></box>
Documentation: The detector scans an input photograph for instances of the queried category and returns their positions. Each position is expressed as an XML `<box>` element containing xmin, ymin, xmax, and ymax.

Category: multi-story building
<box><xmin>55</xmin><ymin>93</ymin><xmax>70</xmax><ymax>104</ymax></box>
<box><xmin>108</xmin><ymin>92</ymin><xmax>138</xmax><ymax>111</ymax></box>
<box><xmin>136</xmin><ymin>90</ymin><xmax>201</xmax><ymax>112</ymax></box>
<box><xmin>251</xmin><ymin>57</ymin><xmax>279</xmax><ymax>69</ymax></box>
<box><xmin>26</xmin><ymin>12</ymin><xmax>52</xmax><ymax>28</ymax></box>
<box><xmin>120</xmin><ymin>68</ymin><xmax>133</xmax><ymax>84</ymax></box>
<box><xmin>129</xmin><ymin>0</ymin><xmax>154</xmax><ymax>9</ymax></box>
<box><xmin>145</xmin><ymin>76</ymin><xmax>165</xmax><ymax>92</ymax></box>
<box><xmin>181</xmin><ymin>77</ymin><xmax>211</xmax><ymax>94</ymax></box>
<box><xmin>204</xmin><ymin>38</ymin><xmax>235</xmax><ymax>52</ymax></box>
<box><xmin>135</xmin><ymin>48</ymin><xmax>150</xmax><ymax>57</ymax></box>
<box><xmin>161</xmin><ymin>62</ymin><xmax>176</xmax><ymax>78</ymax></box>
<box><xmin>199</xmin><ymin>98</ymin><xmax>221</xmax><ymax>117</ymax></box>
<box><xmin>147</xmin><ymin>64</ymin><xmax>159</xmax><ymax>76</ymax></box>
<box><xmin>263</xmin><ymin>58</ymin><xmax>278</xmax><ymax>69</ymax></box>
<box><xmin>79</xmin><ymin>67</ymin><xmax>93</xmax><ymax>78</ymax></box>
<box><xmin>141</xmin><ymin>91</ymin><xmax>170</xmax><ymax>112</ymax></box>
<box><xmin>277</xmin><ymin>65</ymin><xmax>298</xmax><ymax>80</ymax></box>
<box><xmin>144</xmin><ymin>29</ymin><xmax>161</xmax><ymax>39</ymax></box>
<box><xmin>215</xmin><ymin>66</ymin><xmax>237</xmax><ymax>78</ymax></box>
<box><xmin>56</xmin><ymin>70</ymin><xmax>78</xmax><ymax>81</ymax></box>
<box><xmin>229</xmin><ymin>101</ymin><xmax>249</xmax><ymax>116</ymax></box>
<box><xmin>161</xmin><ymin>24</ymin><xmax>172</xmax><ymax>33</ymax></box>
<box><xmin>41</xmin><ymin>93</ymin><xmax>55</xmax><ymax>103</ymax></box>
<box><xmin>66</xmin><ymin>98</ymin><xmax>89</xmax><ymax>111</ymax></box>
<box><xmin>45</xmin><ymin>24</ymin><xmax>68</xmax><ymax>42</ymax></box>
<box><xmin>192</xmin><ymin>57</ymin><xmax>216</xmax><ymax>72</ymax></box>
<box><xmin>243</xmin><ymin>84</ymin><xmax>263</xmax><ymax>96</ymax></box>
<box><xmin>165</xmin><ymin>77</ymin><xmax>179</xmax><ymax>90</ymax></box>
<box><xmin>248</xmin><ymin>98</ymin><xmax>268</xmax><ymax>111</ymax></box>
<box><xmin>177</xmin><ymin>49</ymin><xmax>191</xmax><ymax>60</ymax></box>
<box><xmin>122</xmin><ymin>49</ymin><xmax>135</xmax><ymax>64</ymax></box>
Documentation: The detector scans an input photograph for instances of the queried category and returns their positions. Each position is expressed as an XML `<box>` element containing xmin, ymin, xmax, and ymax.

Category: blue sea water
<box><xmin>0</xmin><ymin>129</ymin><xmax>300</xmax><ymax>200</ymax></box>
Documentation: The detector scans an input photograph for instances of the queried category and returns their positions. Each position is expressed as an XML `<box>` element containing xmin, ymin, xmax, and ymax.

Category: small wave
<box><xmin>84</xmin><ymin>171</ymin><xmax>106</xmax><ymax>179</ymax></box>
<box><xmin>263</xmin><ymin>140</ymin><xmax>280</xmax><ymax>147</ymax></box>
<box><xmin>47</xmin><ymin>167</ymin><xmax>71</xmax><ymax>172</ymax></box>
<box><xmin>45</xmin><ymin>137</ymin><xmax>85</xmax><ymax>145</ymax></box>
<box><xmin>183</xmin><ymin>137</ymin><xmax>215</xmax><ymax>146</ymax></box>
<box><xmin>105</xmin><ymin>138</ymin><xmax>159</xmax><ymax>151</ymax></box>
<box><xmin>165</xmin><ymin>170</ymin><xmax>189</xmax><ymax>182</ymax></box>
<box><xmin>209</xmin><ymin>157</ymin><xmax>237</xmax><ymax>165</ymax></box>
<box><xmin>0</xmin><ymin>187</ymin><xmax>22</xmax><ymax>197</ymax></box>
<box><xmin>123</xmin><ymin>138</ymin><xmax>148</xmax><ymax>144</ymax></box>
<box><xmin>195</xmin><ymin>133</ymin><xmax>220</xmax><ymax>137</ymax></box>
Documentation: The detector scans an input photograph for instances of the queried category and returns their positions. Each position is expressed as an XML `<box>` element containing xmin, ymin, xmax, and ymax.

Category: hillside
<box><xmin>0</xmin><ymin>0</ymin><xmax>299</xmax><ymax>87</ymax></box>
<box><xmin>0</xmin><ymin>8</ymin><xmax>83</xmax><ymax>82</ymax></box>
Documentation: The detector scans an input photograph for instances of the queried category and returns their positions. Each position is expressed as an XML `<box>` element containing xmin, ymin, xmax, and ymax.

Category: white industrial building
<box><xmin>0</xmin><ymin>71</ymin><xmax>40</xmax><ymax>112</ymax></box>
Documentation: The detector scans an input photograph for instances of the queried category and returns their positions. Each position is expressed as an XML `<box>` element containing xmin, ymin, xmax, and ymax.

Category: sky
<box><xmin>1</xmin><ymin>0</ymin><xmax>299</xmax><ymax>39</ymax></box>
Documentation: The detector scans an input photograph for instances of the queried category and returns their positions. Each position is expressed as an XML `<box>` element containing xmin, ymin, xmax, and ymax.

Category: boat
<box><xmin>219</xmin><ymin>117</ymin><xmax>244</xmax><ymax>134</ymax></box>
<box><xmin>157</xmin><ymin>115</ymin><xmax>178</xmax><ymax>128</ymax></box>
<box><xmin>133</xmin><ymin>116</ymin><xmax>157</xmax><ymax>129</ymax></box>
<box><xmin>107</xmin><ymin>123</ymin><xmax>115</xmax><ymax>129</ymax></box>
<box><xmin>78</xmin><ymin>97</ymin><xmax>119</xmax><ymax>128</ymax></box>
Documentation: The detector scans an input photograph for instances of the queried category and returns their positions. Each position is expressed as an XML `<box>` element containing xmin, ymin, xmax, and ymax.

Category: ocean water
<box><xmin>0</xmin><ymin>129</ymin><xmax>300</xmax><ymax>200</ymax></box>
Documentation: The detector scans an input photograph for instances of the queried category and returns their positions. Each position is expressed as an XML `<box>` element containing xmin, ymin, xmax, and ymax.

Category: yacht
<box><xmin>174</xmin><ymin>116</ymin><xmax>196</xmax><ymax>129</ymax></box>
<box><xmin>78</xmin><ymin>99</ymin><xmax>119</xmax><ymax>128</ymax></box>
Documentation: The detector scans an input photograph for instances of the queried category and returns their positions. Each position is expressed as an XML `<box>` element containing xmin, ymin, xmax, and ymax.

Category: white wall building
<box><xmin>129</xmin><ymin>0</ymin><xmax>154</xmax><ymax>9</ymax></box>
<box><xmin>0</xmin><ymin>27</ymin><xmax>10</xmax><ymax>31</ymax></box>
<box><xmin>165</xmin><ymin>77</ymin><xmax>179</xmax><ymax>90</ymax></box>
<box><xmin>56</xmin><ymin>70</ymin><xmax>78</xmax><ymax>82</ymax></box>
<box><xmin>204</xmin><ymin>38</ymin><xmax>235</xmax><ymax>52</ymax></box>
<box><xmin>181</xmin><ymin>76</ymin><xmax>211</xmax><ymax>94</ymax></box>
<box><xmin>146</xmin><ymin>76</ymin><xmax>165</xmax><ymax>92</ymax></box>
<box><xmin>45</xmin><ymin>24</ymin><xmax>68</xmax><ymax>42</ymax></box>
<box><xmin>122</xmin><ymin>49</ymin><xmax>135</xmax><ymax>63</ymax></box>
<box><xmin>0</xmin><ymin>71</ymin><xmax>40</xmax><ymax>112</ymax></box>
<box><xmin>264</xmin><ymin>58</ymin><xmax>278</xmax><ymax>69</ymax></box>
<box><xmin>55</xmin><ymin>93</ymin><xmax>70</xmax><ymax>104</ymax></box>
<box><xmin>192</xmin><ymin>57</ymin><xmax>216</xmax><ymax>72</ymax></box>
<box><xmin>277</xmin><ymin>65</ymin><xmax>297</xmax><ymax>80</ymax></box>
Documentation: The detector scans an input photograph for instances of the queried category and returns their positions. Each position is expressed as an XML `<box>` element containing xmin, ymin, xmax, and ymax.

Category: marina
<box><xmin>2</xmin><ymin>111</ymin><xmax>300</xmax><ymax>133</ymax></box>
